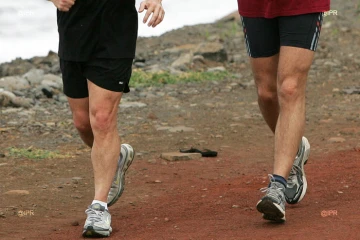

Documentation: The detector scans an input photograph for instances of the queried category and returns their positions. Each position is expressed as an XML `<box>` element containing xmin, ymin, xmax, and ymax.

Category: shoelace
<box><xmin>85</xmin><ymin>209</ymin><xmax>104</xmax><ymax>223</ymax></box>
<box><xmin>260</xmin><ymin>175</ymin><xmax>284</xmax><ymax>202</ymax></box>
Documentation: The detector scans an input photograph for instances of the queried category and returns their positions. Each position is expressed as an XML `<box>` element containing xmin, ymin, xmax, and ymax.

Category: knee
<box><xmin>257</xmin><ymin>86</ymin><xmax>278</xmax><ymax>104</ymax></box>
<box><xmin>253</xmin><ymin>72</ymin><xmax>278</xmax><ymax>104</ymax></box>
<box><xmin>90</xmin><ymin>109</ymin><xmax>115</xmax><ymax>133</ymax></box>
<box><xmin>278</xmin><ymin>78</ymin><xmax>302</xmax><ymax>102</ymax></box>
<box><xmin>73</xmin><ymin>111</ymin><xmax>92</xmax><ymax>134</ymax></box>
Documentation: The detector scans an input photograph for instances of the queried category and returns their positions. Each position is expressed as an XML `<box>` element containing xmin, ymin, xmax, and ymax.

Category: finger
<box><xmin>153</xmin><ymin>10</ymin><xmax>164</xmax><ymax>27</ymax></box>
<box><xmin>59</xmin><ymin>6</ymin><xmax>70</xmax><ymax>12</ymax></box>
<box><xmin>148</xmin><ymin>6</ymin><xmax>160</xmax><ymax>27</ymax></box>
<box><xmin>138</xmin><ymin>2</ymin><xmax>146</xmax><ymax>13</ymax></box>
<box><xmin>69</xmin><ymin>0</ymin><xmax>76</xmax><ymax>6</ymax></box>
<box><xmin>59</xmin><ymin>1</ymin><xmax>71</xmax><ymax>10</ymax></box>
<box><xmin>143</xmin><ymin>6</ymin><xmax>155</xmax><ymax>24</ymax></box>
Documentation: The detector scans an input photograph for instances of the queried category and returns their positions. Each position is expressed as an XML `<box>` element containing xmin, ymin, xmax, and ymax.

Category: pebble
<box><xmin>328</xmin><ymin>137</ymin><xmax>346</xmax><ymax>143</ymax></box>
<box><xmin>71</xmin><ymin>221</ymin><xmax>79</xmax><ymax>226</ymax></box>
<box><xmin>160</xmin><ymin>152</ymin><xmax>202</xmax><ymax>161</ymax></box>
<box><xmin>121</xmin><ymin>101</ymin><xmax>147</xmax><ymax>109</ymax></box>
<box><xmin>4</xmin><ymin>190</ymin><xmax>30</xmax><ymax>195</ymax></box>
<box><xmin>207</xmin><ymin>66</ymin><xmax>226</xmax><ymax>72</ymax></box>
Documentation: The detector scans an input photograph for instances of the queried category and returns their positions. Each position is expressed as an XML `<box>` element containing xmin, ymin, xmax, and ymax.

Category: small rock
<box><xmin>192</xmin><ymin>55</ymin><xmax>205</xmax><ymax>64</ymax></box>
<box><xmin>22</xmin><ymin>69</ymin><xmax>44</xmax><ymax>86</ymax></box>
<box><xmin>71</xmin><ymin>194</ymin><xmax>83</xmax><ymax>199</ymax></box>
<box><xmin>46</xmin><ymin>122</ymin><xmax>56</xmax><ymax>127</ymax></box>
<box><xmin>207</xmin><ymin>66</ymin><xmax>226</xmax><ymax>72</ymax></box>
<box><xmin>71</xmin><ymin>221</ymin><xmax>79</xmax><ymax>226</ymax></box>
<box><xmin>42</xmin><ymin>87</ymin><xmax>53</xmax><ymax>98</ymax></box>
<box><xmin>154</xmin><ymin>180</ymin><xmax>162</xmax><ymax>183</ymax></box>
<box><xmin>164</xmin><ymin>218</ymin><xmax>170</xmax><ymax>222</ymax></box>
<box><xmin>319</xmin><ymin>119</ymin><xmax>333</xmax><ymax>123</ymax></box>
<box><xmin>232</xmin><ymin>205</ymin><xmax>239</xmax><ymax>208</ymax></box>
<box><xmin>160</xmin><ymin>152</ymin><xmax>202</xmax><ymax>161</ymax></box>
<box><xmin>134</xmin><ymin>62</ymin><xmax>146</xmax><ymax>68</ymax></box>
<box><xmin>11</xmin><ymin>97</ymin><xmax>33</xmax><ymax>108</ymax></box>
<box><xmin>4</xmin><ymin>190</ymin><xmax>30</xmax><ymax>195</ymax></box>
<box><xmin>147</xmin><ymin>112</ymin><xmax>158</xmax><ymax>120</ymax></box>
<box><xmin>0</xmin><ymin>89</ymin><xmax>16</xmax><ymax>107</ymax></box>
<box><xmin>195</xmin><ymin>42</ymin><xmax>228</xmax><ymax>62</ymax></box>
<box><xmin>168</xmin><ymin>126</ymin><xmax>195</xmax><ymax>133</ymax></box>
<box><xmin>121</xmin><ymin>101</ymin><xmax>147</xmax><ymax>109</ymax></box>
<box><xmin>328</xmin><ymin>137</ymin><xmax>345</xmax><ymax>143</ymax></box>
<box><xmin>171</xmin><ymin>53</ymin><xmax>193</xmax><ymax>69</ymax></box>
<box><xmin>57</xmin><ymin>95</ymin><xmax>68</xmax><ymax>103</ymax></box>
<box><xmin>0</xmin><ymin>76</ymin><xmax>30</xmax><ymax>91</ymax></box>
<box><xmin>343</xmin><ymin>87</ymin><xmax>360</xmax><ymax>95</ymax></box>
<box><xmin>42</xmin><ymin>74</ymin><xmax>63</xmax><ymax>89</ymax></box>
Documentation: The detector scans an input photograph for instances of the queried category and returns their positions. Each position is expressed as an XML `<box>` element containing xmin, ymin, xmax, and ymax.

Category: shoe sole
<box><xmin>107</xmin><ymin>144</ymin><xmax>135</xmax><ymax>207</ymax></box>
<box><xmin>295</xmin><ymin>137</ymin><xmax>310</xmax><ymax>203</ymax></box>
<box><xmin>82</xmin><ymin>226</ymin><xmax>112</xmax><ymax>238</ymax></box>
<box><xmin>256</xmin><ymin>197</ymin><xmax>285</xmax><ymax>223</ymax></box>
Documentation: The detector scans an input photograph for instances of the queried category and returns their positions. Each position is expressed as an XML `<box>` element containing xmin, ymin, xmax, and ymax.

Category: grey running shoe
<box><xmin>256</xmin><ymin>175</ymin><xmax>286</xmax><ymax>222</ymax></box>
<box><xmin>285</xmin><ymin>136</ymin><xmax>310</xmax><ymax>204</ymax></box>
<box><xmin>82</xmin><ymin>203</ymin><xmax>112</xmax><ymax>238</ymax></box>
<box><xmin>107</xmin><ymin>144</ymin><xmax>135</xmax><ymax>207</ymax></box>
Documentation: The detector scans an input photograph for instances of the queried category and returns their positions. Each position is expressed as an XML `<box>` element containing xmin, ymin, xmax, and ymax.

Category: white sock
<box><xmin>92</xmin><ymin>200</ymin><xmax>108</xmax><ymax>210</ymax></box>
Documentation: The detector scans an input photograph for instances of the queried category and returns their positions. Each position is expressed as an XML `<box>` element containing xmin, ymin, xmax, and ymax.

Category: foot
<box><xmin>285</xmin><ymin>136</ymin><xmax>310</xmax><ymax>204</ymax></box>
<box><xmin>82</xmin><ymin>203</ymin><xmax>112</xmax><ymax>238</ymax></box>
<box><xmin>256</xmin><ymin>175</ymin><xmax>286</xmax><ymax>222</ymax></box>
<box><xmin>107</xmin><ymin>144</ymin><xmax>135</xmax><ymax>207</ymax></box>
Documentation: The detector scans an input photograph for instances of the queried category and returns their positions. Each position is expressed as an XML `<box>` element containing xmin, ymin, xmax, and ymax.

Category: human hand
<box><xmin>50</xmin><ymin>0</ymin><xmax>76</xmax><ymax>12</ymax></box>
<box><xmin>139</xmin><ymin>0</ymin><xmax>165</xmax><ymax>28</ymax></box>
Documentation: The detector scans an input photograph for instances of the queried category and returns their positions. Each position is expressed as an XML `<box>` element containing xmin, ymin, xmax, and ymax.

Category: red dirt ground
<box><xmin>1</xmin><ymin>0</ymin><xmax>360</xmax><ymax>237</ymax></box>
<box><xmin>1</xmin><ymin>146</ymin><xmax>359</xmax><ymax>240</ymax></box>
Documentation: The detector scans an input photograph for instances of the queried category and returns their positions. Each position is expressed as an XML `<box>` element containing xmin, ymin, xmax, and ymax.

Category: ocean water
<box><xmin>0</xmin><ymin>0</ymin><xmax>238</xmax><ymax>63</ymax></box>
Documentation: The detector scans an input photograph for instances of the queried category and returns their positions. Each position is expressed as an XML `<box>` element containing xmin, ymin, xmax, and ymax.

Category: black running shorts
<box><xmin>60</xmin><ymin>58</ymin><xmax>133</xmax><ymax>99</ymax></box>
<box><xmin>241</xmin><ymin>13</ymin><xmax>324</xmax><ymax>58</ymax></box>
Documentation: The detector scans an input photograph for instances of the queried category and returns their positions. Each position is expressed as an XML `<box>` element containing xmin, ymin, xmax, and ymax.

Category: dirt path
<box><xmin>1</xmin><ymin>1</ymin><xmax>360</xmax><ymax>239</ymax></box>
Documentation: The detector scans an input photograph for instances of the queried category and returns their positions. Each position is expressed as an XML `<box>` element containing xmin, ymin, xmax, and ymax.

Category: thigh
<box><xmin>84</xmin><ymin>58</ymin><xmax>133</xmax><ymax>94</ymax></box>
<box><xmin>278</xmin><ymin>13</ymin><xmax>324</xmax><ymax>51</ymax></box>
<box><xmin>87</xmin><ymin>80</ymin><xmax>123</xmax><ymax>125</ymax></box>
<box><xmin>250</xmin><ymin>54</ymin><xmax>279</xmax><ymax>91</ymax></box>
<box><xmin>60</xmin><ymin>59</ymin><xmax>89</xmax><ymax>98</ymax></box>
<box><xmin>277</xmin><ymin>46</ymin><xmax>315</xmax><ymax>89</ymax></box>
<box><xmin>241</xmin><ymin>16</ymin><xmax>280</xmax><ymax>58</ymax></box>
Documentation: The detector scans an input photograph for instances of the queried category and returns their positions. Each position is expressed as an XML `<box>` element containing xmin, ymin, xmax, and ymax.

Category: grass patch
<box><xmin>130</xmin><ymin>70</ymin><xmax>235</xmax><ymax>87</ymax></box>
<box><xmin>7</xmin><ymin>147</ymin><xmax>70</xmax><ymax>160</ymax></box>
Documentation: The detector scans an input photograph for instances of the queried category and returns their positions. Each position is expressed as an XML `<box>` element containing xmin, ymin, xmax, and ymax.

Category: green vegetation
<box><xmin>7</xmin><ymin>147</ymin><xmax>70</xmax><ymax>160</ymax></box>
<box><xmin>130</xmin><ymin>70</ymin><xmax>235</xmax><ymax>88</ymax></box>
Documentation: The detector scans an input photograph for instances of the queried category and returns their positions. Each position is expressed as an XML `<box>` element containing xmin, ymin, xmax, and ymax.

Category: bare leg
<box><xmin>88</xmin><ymin>81</ymin><xmax>122</xmax><ymax>202</ymax></box>
<box><xmin>67</xmin><ymin>97</ymin><xmax>94</xmax><ymax>148</ymax></box>
<box><xmin>250</xmin><ymin>54</ymin><xmax>279</xmax><ymax>133</ymax></box>
<box><xmin>273</xmin><ymin>46</ymin><xmax>314</xmax><ymax>179</ymax></box>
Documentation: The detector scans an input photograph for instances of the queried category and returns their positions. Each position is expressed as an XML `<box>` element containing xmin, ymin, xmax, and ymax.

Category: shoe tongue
<box><xmin>91</xmin><ymin>203</ymin><xmax>104</xmax><ymax>211</ymax></box>
<box><xmin>272</xmin><ymin>181</ymin><xmax>286</xmax><ymax>190</ymax></box>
